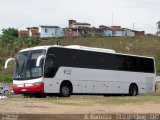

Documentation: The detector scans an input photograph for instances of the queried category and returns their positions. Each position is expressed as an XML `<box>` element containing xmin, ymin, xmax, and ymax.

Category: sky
<box><xmin>0</xmin><ymin>0</ymin><xmax>160</xmax><ymax>34</ymax></box>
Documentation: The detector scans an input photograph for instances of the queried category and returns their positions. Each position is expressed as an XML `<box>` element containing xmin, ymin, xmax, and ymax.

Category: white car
<box><xmin>0</xmin><ymin>94</ymin><xmax>7</xmax><ymax>99</ymax></box>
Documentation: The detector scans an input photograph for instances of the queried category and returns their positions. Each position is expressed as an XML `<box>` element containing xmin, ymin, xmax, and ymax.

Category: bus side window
<box><xmin>44</xmin><ymin>57</ymin><xmax>55</xmax><ymax>78</ymax></box>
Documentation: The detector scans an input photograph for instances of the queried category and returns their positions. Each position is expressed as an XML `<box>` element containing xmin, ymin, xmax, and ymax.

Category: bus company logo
<box><xmin>64</xmin><ymin>69</ymin><xmax>72</xmax><ymax>75</ymax></box>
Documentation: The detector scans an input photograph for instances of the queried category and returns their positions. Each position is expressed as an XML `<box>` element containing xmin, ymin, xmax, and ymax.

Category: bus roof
<box><xmin>20</xmin><ymin>46</ymin><xmax>53</xmax><ymax>52</ymax></box>
<box><xmin>19</xmin><ymin>45</ymin><xmax>115</xmax><ymax>53</ymax></box>
<box><xmin>65</xmin><ymin>45</ymin><xmax>116</xmax><ymax>53</ymax></box>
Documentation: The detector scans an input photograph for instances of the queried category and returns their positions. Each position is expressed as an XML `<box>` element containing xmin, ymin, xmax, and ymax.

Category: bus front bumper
<box><xmin>13</xmin><ymin>82</ymin><xmax>44</xmax><ymax>94</ymax></box>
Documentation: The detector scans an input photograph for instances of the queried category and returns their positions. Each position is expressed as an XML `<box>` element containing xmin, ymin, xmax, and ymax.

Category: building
<box><xmin>69</xmin><ymin>20</ymin><xmax>91</xmax><ymax>29</ymax></box>
<box><xmin>98</xmin><ymin>25</ymin><xmax>112</xmax><ymax>36</ymax></box>
<box><xmin>102</xmin><ymin>29</ymin><xmax>113</xmax><ymax>36</ymax></box>
<box><xmin>27</xmin><ymin>27</ymin><xmax>39</xmax><ymax>38</ymax></box>
<box><xmin>39</xmin><ymin>26</ymin><xmax>64</xmax><ymax>38</ymax></box>
<box><xmin>64</xmin><ymin>28</ymin><xmax>80</xmax><ymax>37</ymax></box>
<box><xmin>157</xmin><ymin>31</ymin><xmax>160</xmax><ymax>36</ymax></box>
<box><xmin>18</xmin><ymin>30</ymin><xmax>29</xmax><ymax>37</ymax></box>
<box><xmin>69</xmin><ymin>20</ymin><xmax>76</xmax><ymax>28</ymax></box>
<box><xmin>19</xmin><ymin>20</ymin><xmax>145</xmax><ymax>37</ymax></box>
<box><xmin>66</xmin><ymin>20</ymin><xmax>92</xmax><ymax>36</ymax></box>
<box><xmin>111</xmin><ymin>26</ymin><xmax>125</xmax><ymax>37</ymax></box>
<box><xmin>19</xmin><ymin>27</ymin><xmax>40</xmax><ymax>38</ymax></box>
<box><xmin>19</xmin><ymin>26</ymin><xmax>64</xmax><ymax>38</ymax></box>
<box><xmin>100</xmin><ymin>25</ymin><xmax>144</xmax><ymax>37</ymax></box>
<box><xmin>19</xmin><ymin>27</ymin><xmax>39</xmax><ymax>38</ymax></box>
<box><xmin>122</xmin><ymin>28</ymin><xmax>135</xmax><ymax>36</ymax></box>
<box><xmin>99</xmin><ymin>26</ymin><xmax>125</xmax><ymax>37</ymax></box>
<box><xmin>133</xmin><ymin>30</ymin><xmax>145</xmax><ymax>36</ymax></box>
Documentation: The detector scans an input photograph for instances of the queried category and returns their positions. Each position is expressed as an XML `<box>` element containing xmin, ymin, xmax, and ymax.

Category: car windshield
<box><xmin>14</xmin><ymin>49</ymin><xmax>46</xmax><ymax>80</ymax></box>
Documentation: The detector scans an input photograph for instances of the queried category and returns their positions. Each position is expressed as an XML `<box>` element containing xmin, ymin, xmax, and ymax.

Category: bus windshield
<box><xmin>14</xmin><ymin>50</ymin><xmax>46</xmax><ymax>80</ymax></box>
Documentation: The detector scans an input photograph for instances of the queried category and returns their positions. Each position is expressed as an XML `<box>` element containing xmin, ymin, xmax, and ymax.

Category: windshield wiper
<box><xmin>16</xmin><ymin>61</ymin><xmax>25</xmax><ymax>78</ymax></box>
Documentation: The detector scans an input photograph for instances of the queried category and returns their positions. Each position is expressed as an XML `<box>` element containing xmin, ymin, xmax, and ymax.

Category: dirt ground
<box><xmin>0</xmin><ymin>95</ymin><xmax>160</xmax><ymax>114</ymax></box>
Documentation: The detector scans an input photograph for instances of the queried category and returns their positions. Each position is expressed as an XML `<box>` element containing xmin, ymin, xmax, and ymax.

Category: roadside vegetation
<box><xmin>1</xmin><ymin>28</ymin><xmax>160</xmax><ymax>83</ymax></box>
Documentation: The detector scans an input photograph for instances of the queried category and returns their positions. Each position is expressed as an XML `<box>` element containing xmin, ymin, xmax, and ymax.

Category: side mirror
<box><xmin>4</xmin><ymin>58</ymin><xmax>15</xmax><ymax>69</ymax></box>
<box><xmin>36</xmin><ymin>55</ymin><xmax>45</xmax><ymax>67</ymax></box>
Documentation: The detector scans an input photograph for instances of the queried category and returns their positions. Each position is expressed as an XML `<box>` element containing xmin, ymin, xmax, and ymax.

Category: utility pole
<box><xmin>112</xmin><ymin>11</ymin><xmax>114</xmax><ymax>26</ymax></box>
<box><xmin>133</xmin><ymin>23</ymin><xmax>135</xmax><ymax>30</ymax></box>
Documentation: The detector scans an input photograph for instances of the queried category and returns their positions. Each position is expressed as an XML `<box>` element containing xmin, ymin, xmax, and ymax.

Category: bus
<box><xmin>5</xmin><ymin>45</ymin><xmax>156</xmax><ymax>97</ymax></box>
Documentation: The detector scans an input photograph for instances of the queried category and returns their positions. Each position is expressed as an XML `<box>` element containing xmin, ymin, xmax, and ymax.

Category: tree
<box><xmin>157</xmin><ymin>21</ymin><xmax>160</xmax><ymax>32</ymax></box>
<box><xmin>2</xmin><ymin>28</ymin><xmax>18</xmax><ymax>37</ymax></box>
<box><xmin>155</xmin><ymin>50</ymin><xmax>160</xmax><ymax>74</ymax></box>
<box><xmin>1</xmin><ymin>28</ymin><xmax>18</xmax><ymax>47</ymax></box>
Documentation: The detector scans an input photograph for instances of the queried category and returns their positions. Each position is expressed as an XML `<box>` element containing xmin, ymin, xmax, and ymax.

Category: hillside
<box><xmin>0</xmin><ymin>36</ymin><xmax>160</xmax><ymax>82</ymax></box>
<box><xmin>39</xmin><ymin>36</ymin><xmax>160</xmax><ymax>56</ymax></box>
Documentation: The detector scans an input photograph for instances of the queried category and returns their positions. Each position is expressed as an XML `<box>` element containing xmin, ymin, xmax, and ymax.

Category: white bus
<box><xmin>5</xmin><ymin>45</ymin><xmax>156</xmax><ymax>97</ymax></box>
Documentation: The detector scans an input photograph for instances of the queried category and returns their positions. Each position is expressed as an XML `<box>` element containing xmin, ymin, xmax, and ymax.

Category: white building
<box><xmin>70</xmin><ymin>23</ymin><xmax>91</xmax><ymax>29</ymax></box>
<box><xmin>39</xmin><ymin>26</ymin><xmax>64</xmax><ymax>38</ymax></box>
<box><xmin>123</xmin><ymin>28</ymin><xmax>135</xmax><ymax>36</ymax></box>
<box><xmin>69</xmin><ymin>20</ymin><xmax>91</xmax><ymax>29</ymax></box>
<box><xmin>112</xmin><ymin>30</ymin><xmax>125</xmax><ymax>37</ymax></box>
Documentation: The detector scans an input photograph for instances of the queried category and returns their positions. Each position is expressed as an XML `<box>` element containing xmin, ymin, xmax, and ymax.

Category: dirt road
<box><xmin>0</xmin><ymin>95</ymin><xmax>160</xmax><ymax>114</ymax></box>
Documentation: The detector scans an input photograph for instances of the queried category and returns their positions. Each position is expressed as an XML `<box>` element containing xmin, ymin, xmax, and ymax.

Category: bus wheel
<box><xmin>23</xmin><ymin>94</ymin><xmax>29</xmax><ymax>98</ymax></box>
<box><xmin>129</xmin><ymin>84</ymin><xmax>138</xmax><ymax>96</ymax></box>
<box><xmin>60</xmin><ymin>83</ymin><xmax>71</xmax><ymax>97</ymax></box>
<box><xmin>28</xmin><ymin>94</ymin><xmax>34</xmax><ymax>98</ymax></box>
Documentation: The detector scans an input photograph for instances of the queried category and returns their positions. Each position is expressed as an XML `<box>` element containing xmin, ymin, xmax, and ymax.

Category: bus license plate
<box><xmin>21</xmin><ymin>89</ymin><xmax>27</xmax><ymax>92</ymax></box>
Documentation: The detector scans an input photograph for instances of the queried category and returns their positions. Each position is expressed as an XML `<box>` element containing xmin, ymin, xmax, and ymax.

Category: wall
<box><xmin>39</xmin><ymin>27</ymin><xmax>64</xmax><ymax>38</ymax></box>
<box><xmin>134</xmin><ymin>31</ymin><xmax>145</xmax><ymax>36</ymax></box>
<box><xmin>19</xmin><ymin>30</ymin><xmax>29</xmax><ymax>37</ymax></box>
<box><xmin>28</xmin><ymin>28</ymin><xmax>39</xmax><ymax>37</ymax></box>
<box><xmin>113</xmin><ymin>30</ymin><xmax>125</xmax><ymax>36</ymax></box>
<box><xmin>125</xmin><ymin>30</ymin><xmax>135</xmax><ymax>36</ymax></box>
<box><xmin>103</xmin><ymin>29</ymin><xmax>112</xmax><ymax>36</ymax></box>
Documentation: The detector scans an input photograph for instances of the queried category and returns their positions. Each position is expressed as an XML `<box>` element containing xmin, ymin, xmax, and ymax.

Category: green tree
<box><xmin>2</xmin><ymin>28</ymin><xmax>18</xmax><ymax>37</ymax></box>
<box><xmin>155</xmin><ymin>50</ymin><xmax>160</xmax><ymax>74</ymax></box>
<box><xmin>1</xmin><ymin>28</ymin><xmax>18</xmax><ymax>47</ymax></box>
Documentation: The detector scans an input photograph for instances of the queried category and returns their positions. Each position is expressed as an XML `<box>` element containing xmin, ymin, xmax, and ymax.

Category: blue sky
<box><xmin>0</xmin><ymin>0</ymin><xmax>160</xmax><ymax>34</ymax></box>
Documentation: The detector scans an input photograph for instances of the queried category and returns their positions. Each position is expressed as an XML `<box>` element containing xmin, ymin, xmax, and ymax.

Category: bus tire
<box><xmin>34</xmin><ymin>94</ymin><xmax>46</xmax><ymax>98</ymax></box>
<box><xmin>129</xmin><ymin>84</ymin><xmax>138</xmax><ymax>96</ymax></box>
<box><xmin>60</xmin><ymin>83</ymin><xmax>71</xmax><ymax>97</ymax></box>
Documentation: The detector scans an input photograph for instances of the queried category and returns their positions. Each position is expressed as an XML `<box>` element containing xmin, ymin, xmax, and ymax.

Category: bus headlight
<box><xmin>32</xmin><ymin>82</ymin><xmax>43</xmax><ymax>86</ymax></box>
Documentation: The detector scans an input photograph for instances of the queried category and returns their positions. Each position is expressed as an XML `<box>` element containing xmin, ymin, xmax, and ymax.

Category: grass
<box><xmin>5</xmin><ymin>84</ymin><xmax>160</xmax><ymax>108</ymax></box>
<box><xmin>44</xmin><ymin>94</ymin><xmax>160</xmax><ymax>106</ymax></box>
<box><xmin>39</xmin><ymin>36</ymin><xmax>160</xmax><ymax>57</ymax></box>
<box><xmin>34</xmin><ymin>83</ymin><xmax>160</xmax><ymax>106</ymax></box>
